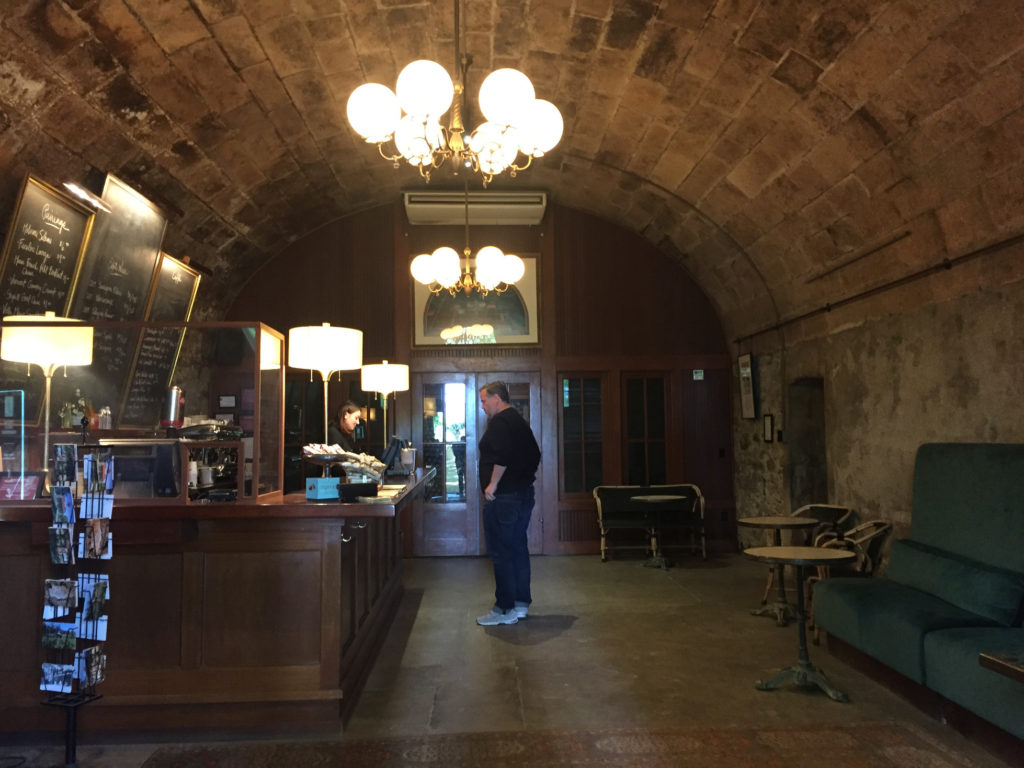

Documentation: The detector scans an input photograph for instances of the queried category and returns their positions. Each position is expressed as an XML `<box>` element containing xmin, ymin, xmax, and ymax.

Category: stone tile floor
<box><xmin>1</xmin><ymin>554</ymin><xmax>1014</xmax><ymax>767</ymax></box>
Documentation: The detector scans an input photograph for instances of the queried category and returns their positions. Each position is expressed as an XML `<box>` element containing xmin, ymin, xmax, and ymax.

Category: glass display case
<box><xmin>0</xmin><ymin>319</ymin><xmax>284</xmax><ymax>502</ymax></box>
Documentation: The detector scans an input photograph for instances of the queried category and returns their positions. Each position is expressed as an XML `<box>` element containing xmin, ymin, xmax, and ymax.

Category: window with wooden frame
<box><xmin>559</xmin><ymin>375</ymin><xmax>602</xmax><ymax>495</ymax></box>
<box><xmin>623</xmin><ymin>374</ymin><xmax>666</xmax><ymax>485</ymax></box>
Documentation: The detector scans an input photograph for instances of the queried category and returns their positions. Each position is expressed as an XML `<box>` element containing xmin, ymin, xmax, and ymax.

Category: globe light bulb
<box><xmin>431</xmin><ymin>246</ymin><xmax>461</xmax><ymax>288</ymax></box>
<box><xmin>410</xmin><ymin>253</ymin><xmax>435</xmax><ymax>285</ymax></box>
<box><xmin>470</xmin><ymin>122</ymin><xmax>520</xmax><ymax>175</ymax></box>
<box><xmin>479</xmin><ymin>68</ymin><xmax>535</xmax><ymax>126</ymax></box>
<box><xmin>501</xmin><ymin>254</ymin><xmax>525</xmax><ymax>284</ymax></box>
<box><xmin>396</xmin><ymin>60</ymin><xmax>454</xmax><ymax>118</ymax></box>
<box><xmin>517</xmin><ymin>99</ymin><xmax>563</xmax><ymax>155</ymax></box>
<box><xmin>475</xmin><ymin>245</ymin><xmax>505</xmax><ymax>290</ymax></box>
<box><xmin>394</xmin><ymin>115</ymin><xmax>444</xmax><ymax>165</ymax></box>
<box><xmin>346</xmin><ymin>83</ymin><xmax>400</xmax><ymax>143</ymax></box>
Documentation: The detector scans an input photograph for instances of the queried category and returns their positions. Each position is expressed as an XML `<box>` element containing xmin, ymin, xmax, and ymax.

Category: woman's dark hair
<box><xmin>480</xmin><ymin>381</ymin><xmax>510</xmax><ymax>403</ymax></box>
<box><xmin>336</xmin><ymin>400</ymin><xmax>362</xmax><ymax>423</ymax></box>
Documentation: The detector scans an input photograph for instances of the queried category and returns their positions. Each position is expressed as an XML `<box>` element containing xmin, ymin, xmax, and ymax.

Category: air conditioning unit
<box><xmin>403</xmin><ymin>190</ymin><xmax>547</xmax><ymax>226</ymax></box>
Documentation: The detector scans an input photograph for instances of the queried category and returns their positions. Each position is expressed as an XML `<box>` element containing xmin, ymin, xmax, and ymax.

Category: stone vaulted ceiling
<box><xmin>1</xmin><ymin>0</ymin><xmax>1022</xmax><ymax>341</ymax></box>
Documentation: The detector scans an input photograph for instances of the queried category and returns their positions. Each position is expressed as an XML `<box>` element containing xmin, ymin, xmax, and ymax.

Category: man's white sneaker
<box><xmin>476</xmin><ymin>608</ymin><xmax>519</xmax><ymax>626</ymax></box>
<box><xmin>514</xmin><ymin>603</ymin><xmax>529</xmax><ymax>619</ymax></box>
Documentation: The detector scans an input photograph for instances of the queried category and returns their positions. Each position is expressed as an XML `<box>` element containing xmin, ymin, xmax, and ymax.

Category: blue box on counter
<box><xmin>306</xmin><ymin>477</ymin><xmax>339</xmax><ymax>500</ymax></box>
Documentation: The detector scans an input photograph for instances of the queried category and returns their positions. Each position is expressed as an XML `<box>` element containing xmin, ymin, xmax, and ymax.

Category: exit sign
<box><xmin>692</xmin><ymin>369</ymin><xmax>704</xmax><ymax>381</ymax></box>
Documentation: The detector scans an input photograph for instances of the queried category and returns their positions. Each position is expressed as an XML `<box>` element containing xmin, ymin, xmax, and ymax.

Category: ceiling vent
<box><xmin>403</xmin><ymin>190</ymin><xmax>547</xmax><ymax>226</ymax></box>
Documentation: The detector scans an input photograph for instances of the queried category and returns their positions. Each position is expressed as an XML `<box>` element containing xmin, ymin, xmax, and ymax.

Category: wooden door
<box><xmin>409</xmin><ymin>372</ymin><xmax>477</xmax><ymax>555</ymax></box>
<box><xmin>407</xmin><ymin>371</ymin><xmax>542</xmax><ymax>556</ymax></box>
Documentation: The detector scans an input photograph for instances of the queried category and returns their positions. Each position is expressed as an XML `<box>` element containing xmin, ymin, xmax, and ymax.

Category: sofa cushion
<box><xmin>911</xmin><ymin>443</ymin><xmax>1024</xmax><ymax>572</ymax></box>
<box><xmin>923</xmin><ymin>627</ymin><xmax>1024</xmax><ymax>739</ymax></box>
<box><xmin>886</xmin><ymin>539</ymin><xmax>1024</xmax><ymax>627</ymax></box>
<box><xmin>813</xmin><ymin>577</ymin><xmax>999</xmax><ymax>683</ymax></box>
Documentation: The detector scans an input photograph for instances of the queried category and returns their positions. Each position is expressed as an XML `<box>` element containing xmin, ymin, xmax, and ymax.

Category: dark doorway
<box><xmin>788</xmin><ymin>377</ymin><xmax>827</xmax><ymax>508</ymax></box>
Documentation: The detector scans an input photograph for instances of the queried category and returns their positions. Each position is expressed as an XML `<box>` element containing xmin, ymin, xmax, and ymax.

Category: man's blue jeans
<box><xmin>482</xmin><ymin>485</ymin><xmax>534</xmax><ymax>611</ymax></box>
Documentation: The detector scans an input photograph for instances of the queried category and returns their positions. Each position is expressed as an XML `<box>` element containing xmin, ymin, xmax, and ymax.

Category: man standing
<box><xmin>476</xmin><ymin>381</ymin><xmax>541</xmax><ymax>626</ymax></box>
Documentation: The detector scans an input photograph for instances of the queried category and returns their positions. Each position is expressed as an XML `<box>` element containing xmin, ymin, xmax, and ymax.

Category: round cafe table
<box><xmin>743</xmin><ymin>546</ymin><xmax>856</xmax><ymax>701</ymax></box>
<box><xmin>737</xmin><ymin>516</ymin><xmax>818</xmax><ymax>625</ymax></box>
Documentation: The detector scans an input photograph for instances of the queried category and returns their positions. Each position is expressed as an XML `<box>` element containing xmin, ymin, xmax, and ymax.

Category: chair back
<box><xmin>816</xmin><ymin>519</ymin><xmax>892</xmax><ymax>575</ymax></box>
<box><xmin>788</xmin><ymin>503</ymin><xmax>853</xmax><ymax>545</ymax></box>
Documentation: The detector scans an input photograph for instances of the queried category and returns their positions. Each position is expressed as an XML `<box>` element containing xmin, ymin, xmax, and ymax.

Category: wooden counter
<box><xmin>0</xmin><ymin>469</ymin><xmax>433</xmax><ymax>739</ymax></box>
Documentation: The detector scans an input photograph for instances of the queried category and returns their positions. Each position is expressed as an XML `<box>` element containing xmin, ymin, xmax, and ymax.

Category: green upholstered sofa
<box><xmin>813</xmin><ymin>443</ymin><xmax>1024</xmax><ymax>739</ymax></box>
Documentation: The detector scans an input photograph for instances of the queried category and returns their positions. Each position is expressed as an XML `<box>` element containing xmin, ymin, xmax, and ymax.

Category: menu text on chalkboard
<box><xmin>69</xmin><ymin>175</ymin><xmax>166</xmax><ymax>416</ymax></box>
<box><xmin>0</xmin><ymin>175</ymin><xmax>94</xmax><ymax>318</ymax></box>
<box><xmin>118</xmin><ymin>254</ymin><xmax>200</xmax><ymax>428</ymax></box>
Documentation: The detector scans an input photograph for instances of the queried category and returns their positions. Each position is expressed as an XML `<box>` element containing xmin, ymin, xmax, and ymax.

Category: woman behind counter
<box><xmin>328</xmin><ymin>400</ymin><xmax>363</xmax><ymax>453</ymax></box>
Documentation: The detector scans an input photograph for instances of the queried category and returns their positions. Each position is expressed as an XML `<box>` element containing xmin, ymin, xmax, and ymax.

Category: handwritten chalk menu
<box><xmin>0</xmin><ymin>176</ymin><xmax>93</xmax><ymax>317</ymax></box>
<box><xmin>118</xmin><ymin>254</ymin><xmax>200</xmax><ymax>427</ymax></box>
<box><xmin>0</xmin><ymin>176</ymin><xmax>95</xmax><ymax>422</ymax></box>
<box><xmin>68</xmin><ymin>175</ymin><xmax>165</xmax><ymax>417</ymax></box>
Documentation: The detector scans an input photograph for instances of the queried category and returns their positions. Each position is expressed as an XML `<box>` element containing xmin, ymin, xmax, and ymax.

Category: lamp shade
<box><xmin>361</xmin><ymin>360</ymin><xmax>409</xmax><ymax>395</ymax></box>
<box><xmin>1</xmin><ymin>311</ymin><xmax>93</xmax><ymax>373</ymax></box>
<box><xmin>287</xmin><ymin>323</ymin><xmax>362</xmax><ymax>377</ymax></box>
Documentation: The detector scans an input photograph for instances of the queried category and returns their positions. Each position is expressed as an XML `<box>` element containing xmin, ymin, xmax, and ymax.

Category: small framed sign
<box><xmin>763</xmin><ymin>413</ymin><xmax>774</xmax><ymax>442</ymax></box>
<box><xmin>218</xmin><ymin>395</ymin><xmax>236</xmax><ymax>408</ymax></box>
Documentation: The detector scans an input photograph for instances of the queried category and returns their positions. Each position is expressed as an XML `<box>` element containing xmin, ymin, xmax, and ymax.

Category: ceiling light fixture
<box><xmin>410</xmin><ymin>182</ymin><xmax>524</xmax><ymax>296</ymax></box>
<box><xmin>345</xmin><ymin>0</ymin><xmax>562</xmax><ymax>186</ymax></box>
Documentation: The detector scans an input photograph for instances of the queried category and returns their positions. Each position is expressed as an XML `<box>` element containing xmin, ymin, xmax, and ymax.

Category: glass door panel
<box><xmin>422</xmin><ymin>381</ymin><xmax>467</xmax><ymax>503</ymax></box>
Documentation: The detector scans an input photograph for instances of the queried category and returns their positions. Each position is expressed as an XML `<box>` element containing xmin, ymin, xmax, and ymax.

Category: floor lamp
<box><xmin>1</xmin><ymin>312</ymin><xmax>94</xmax><ymax>488</ymax></box>
<box><xmin>361</xmin><ymin>360</ymin><xmax>409</xmax><ymax>451</ymax></box>
<box><xmin>287</xmin><ymin>323</ymin><xmax>363</xmax><ymax>448</ymax></box>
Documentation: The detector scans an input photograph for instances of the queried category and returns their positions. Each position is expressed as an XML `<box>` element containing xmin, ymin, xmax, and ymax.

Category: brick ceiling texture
<box><xmin>1</xmin><ymin>0</ymin><xmax>1022</xmax><ymax>340</ymax></box>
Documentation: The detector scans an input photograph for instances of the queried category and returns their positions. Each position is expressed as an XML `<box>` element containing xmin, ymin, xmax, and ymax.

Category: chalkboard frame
<box><xmin>116</xmin><ymin>254</ymin><xmax>200</xmax><ymax>428</ymax></box>
<box><xmin>0</xmin><ymin>175</ymin><xmax>96</xmax><ymax>425</ymax></box>
<box><xmin>0</xmin><ymin>174</ymin><xmax>95</xmax><ymax>317</ymax></box>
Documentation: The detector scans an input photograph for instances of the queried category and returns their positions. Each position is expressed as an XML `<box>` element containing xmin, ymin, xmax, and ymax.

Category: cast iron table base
<box><xmin>744</xmin><ymin>546</ymin><xmax>856</xmax><ymax>701</ymax></box>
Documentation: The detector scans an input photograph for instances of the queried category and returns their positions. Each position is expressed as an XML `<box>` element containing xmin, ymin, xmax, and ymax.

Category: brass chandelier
<box><xmin>410</xmin><ymin>182</ymin><xmax>524</xmax><ymax>296</ymax></box>
<box><xmin>345</xmin><ymin>0</ymin><xmax>563</xmax><ymax>185</ymax></box>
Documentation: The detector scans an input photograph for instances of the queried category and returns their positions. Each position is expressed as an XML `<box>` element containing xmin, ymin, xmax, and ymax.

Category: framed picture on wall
<box><xmin>413</xmin><ymin>255</ymin><xmax>539</xmax><ymax>346</ymax></box>
<box><xmin>738</xmin><ymin>353</ymin><xmax>755</xmax><ymax>419</ymax></box>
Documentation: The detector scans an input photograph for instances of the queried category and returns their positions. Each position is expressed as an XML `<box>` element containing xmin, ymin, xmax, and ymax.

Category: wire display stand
<box><xmin>41</xmin><ymin>440</ymin><xmax>113</xmax><ymax>767</ymax></box>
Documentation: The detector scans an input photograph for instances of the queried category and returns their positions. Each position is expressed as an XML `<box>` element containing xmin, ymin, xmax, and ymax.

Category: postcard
<box><xmin>76</xmin><ymin>612</ymin><xmax>107</xmax><ymax>642</ymax></box>
<box><xmin>42</xmin><ymin>620</ymin><xmax>76</xmax><ymax>651</ymax></box>
<box><xmin>75</xmin><ymin>646</ymin><xmax>106</xmax><ymax>687</ymax></box>
<box><xmin>48</xmin><ymin>525</ymin><xmax>75</xmax><ymax>565</ymax></box>
<box><xmin>53</xmin><ymin>444</ymin><xmax>78</xmax><ymax>487</ymax></box>
<box><xmin>50</xmin><ymin>485</ymin><xmax>75</xmax><ymax>524</ymax></box>
<box><xmin>78</xmin><ymin>519</ymin><xmax>112</xmax><ymax>559</ymax></box>
<box><xmin>79</xmin><ymin>492</ymin><xmax>113</xmax><ymax>520</ymax></box>
<box><xmin>79</xmin><ymin>575</ymin><xmax>109</xmax><ymax>621</ymax></box>
<box><xmin>43</xmin><ymin>579</ymin><xmax>78</xmax><ymax>620</ymax></box>
<box><xmin>40</xmin><ymin>663</ymin><xmax>75</xmax><ymax>693</ymax></box>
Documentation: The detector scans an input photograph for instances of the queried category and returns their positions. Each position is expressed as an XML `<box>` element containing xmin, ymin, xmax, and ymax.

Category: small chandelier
<box><xmin>345</xmin><ymin>0</ymin><xmax>562</xmax><ymax>185</ymax></box>
<box><xmin>410</xmin><ymin>183</ymin><xmax>524</xmax><ymax>296</ymax></box>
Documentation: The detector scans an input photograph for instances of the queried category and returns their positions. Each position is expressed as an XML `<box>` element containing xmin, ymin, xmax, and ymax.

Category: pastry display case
<box><xmin>0</xmin><ymin>319</ymin><xmax>284</xmax><ymax>502</ymax></box>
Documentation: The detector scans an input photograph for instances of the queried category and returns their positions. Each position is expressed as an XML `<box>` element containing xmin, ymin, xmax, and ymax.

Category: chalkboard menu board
<box><xmin>0</xmin><ymin>176</ymin><xmax>95</xmax><ymax>423</ymax></box>
<box><xmin>0</xmin><ymin>175</ymin><xmax>94</xmax><ymax>317</ymax></box>
<box><xmin>118</xmin><ymin>254</ymin><xmax>200</xmax><ymax>428</ymax></box>
<box><xmin>67</xmin><ymin>175</ymin><xmax>165</xmax><ymax>417</ymax></box>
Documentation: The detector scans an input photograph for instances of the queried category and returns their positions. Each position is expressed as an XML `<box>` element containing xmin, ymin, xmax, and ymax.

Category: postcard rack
<box><xmin>41</xmin><ymin>445</ymin><xmax>113</xmax><ymax>767</ymax></box>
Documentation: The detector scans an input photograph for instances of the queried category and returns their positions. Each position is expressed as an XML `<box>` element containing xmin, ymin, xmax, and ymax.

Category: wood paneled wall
<box><xmin>227</xmin><ymin>204</ymin><xmax>397</xmax><ymax>363</ymax></box>
<box><xmin>227</xmin><ymin>201</ymin><xmax>736</xmax><ymax>552</ymax></box>
<box><xmin>551</xmin><ymin>206</ymin><xmax>727</xmax><ymax>357</ymax></box>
